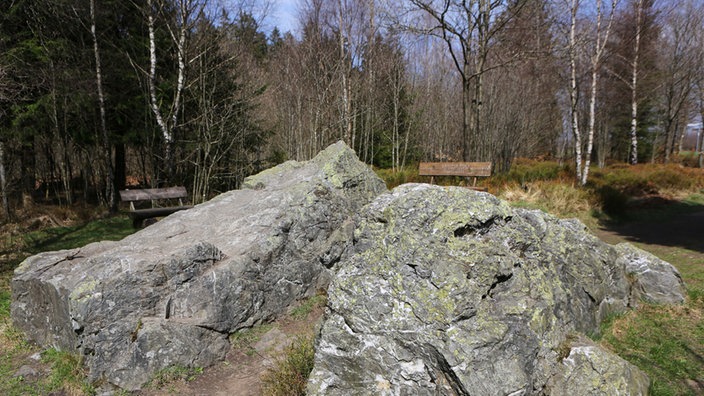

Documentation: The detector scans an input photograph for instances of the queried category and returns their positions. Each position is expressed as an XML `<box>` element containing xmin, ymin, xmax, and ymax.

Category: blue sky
<box><xmin>269</xmin><ymin>0</ymin><xmax>299</xmax><ymax>35</ymax></box>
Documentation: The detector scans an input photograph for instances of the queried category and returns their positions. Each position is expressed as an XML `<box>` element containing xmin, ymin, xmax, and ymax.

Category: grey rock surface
<box><xmin>307</xmin><ymin>184</ymin><xmax>679</xmax><ymax>395</ymax></box>
<box><xmin>547</xmin><ymin>336</ymin><xmax>649</xmax><ymax>396</ymax></box>
<box><xmin>11</xmin><ymin>141</ymin><xmax>386</xmax><ymax>391</ymax></box>
<box><xmin>614</xmin><ymin>242</ymin><xmax>685</xmax><ymax>305</ymax></box>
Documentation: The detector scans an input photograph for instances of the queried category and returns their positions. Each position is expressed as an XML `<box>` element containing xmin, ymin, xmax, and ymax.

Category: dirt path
<box><xmin>135</xmin><ymin>302</ymin><xmax>324</xmax><ymax>396</ymax></box>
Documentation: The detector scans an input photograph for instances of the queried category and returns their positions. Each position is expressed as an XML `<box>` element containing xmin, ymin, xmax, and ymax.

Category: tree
<box><xmin>89</xmin><ymin>0</ymin><xmax>116</xmax><ymax>211</ymax></box>
<box><xmin>602</xmin><ymin>0</ymin><xmax>660</xmax><ymax>164</ymax></box>
<box><xmin>404</xmin><ymin>0</ymin><xmax>529</xmax><ymax>164</ymax></box>
<box><xmin>146</xmin><ymin>0</ymin><xmax>205</xmax><ymax>182</ymax></box>
<box><xmin>561</xmin><ymin>0</ymin><xmax>618</xmax><ymax>184</ymax></box>
<box><xmin>656</xmin><ymin>0</ymin><xmax>699</xmax><ymax>163</ymax></box>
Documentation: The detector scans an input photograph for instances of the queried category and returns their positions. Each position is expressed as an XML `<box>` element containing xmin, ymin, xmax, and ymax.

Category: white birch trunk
<box><xmin>91</xmin><ymin>0</ymin><xmax>115</xmax><ymax>209</ymax></box>
<box><xmin>569</xmin><ymin>0</ymin><xmax>583</xmax><ymax>181</ymax></box>
<box><xmin>581</xmin><ymin>0</ymin><xmax>618</xmax><ymax>186</ymax></box>
<box><xmin>629</xmin><ymin>0</ymin><xmax>643</xmax><ymax>165</ymax></box>
<box><xmin>147</xmin><ymin>0</ymin><xmax>171</xmax><ymax>152</ymax></box>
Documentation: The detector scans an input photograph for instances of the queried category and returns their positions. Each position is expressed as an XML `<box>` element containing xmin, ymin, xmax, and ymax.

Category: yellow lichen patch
<box><xmin>69</xmin><ymin>279</ymin><xmax>99</xmax><ymax>302</ymax></box>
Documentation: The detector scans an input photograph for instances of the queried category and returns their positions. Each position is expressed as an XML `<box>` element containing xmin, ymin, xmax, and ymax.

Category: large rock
<box><xmin>614</xmin><ymin>242</ymin><xmax>685</xmax><ymax>305</ymax></box>
<box><xmin>11</xmin><ymin>141</ymin><xmax>386</xmax><ymax>391</ymax></box>
<box><xmin>547</xmin><ymin>336</ymin><xmax>650</xmax><ymax>395</ymax></box>
<box><xmin>307</xmin><ymin>184</ymin><xmax>683</xmax><ymax>395</ymax></box>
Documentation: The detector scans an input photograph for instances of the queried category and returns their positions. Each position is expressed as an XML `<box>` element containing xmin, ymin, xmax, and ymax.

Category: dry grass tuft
<box><xmin>500</xmin><ymin>181</ymin><xmax>593</xmax><ymax>219</ymax></box>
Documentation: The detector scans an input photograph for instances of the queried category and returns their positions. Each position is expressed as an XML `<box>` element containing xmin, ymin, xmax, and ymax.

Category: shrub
<box><xmin>374</xmin><ymin>166</ymin><xmax>421</xmax><ymax>189</ymax></box>
<box><xmin>261</xmin><ymin>336</ymin><xmax>315</xmax><ymax>396</ymax></box>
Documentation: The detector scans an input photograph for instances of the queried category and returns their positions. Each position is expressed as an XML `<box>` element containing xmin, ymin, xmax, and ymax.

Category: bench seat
<box><xmin>119</xmin><ymin>186</ymin><xmax>192</xmax><ymax>228</ymax></box>
<box><xmin>419</xmin><ymin>161</ymin><xmax>492</xmax><ymax>190</ymax></box>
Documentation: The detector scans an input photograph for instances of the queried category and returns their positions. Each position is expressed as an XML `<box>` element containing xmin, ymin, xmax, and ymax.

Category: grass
<box><xmin>600</xmin><ymin>301</ymin><xmax>704</xmax><ymax>395</ymax></box>
<box><xmin>229</xmin><ymin>323</ymin><xmax>275</xmax><ymax>356</ymax></box>
<box><xmin>21</xmin><ymin>215</ymin><xmax>134</xmax><ymax>255</ymax></box>
<box><xmin>289</xmin><ymin>293</ymin><xmax>327</xmax><ymax>320</ymax></box>
<box><xmin>145</xmin><ymin>364</ymin><xmax>204</xmax><ymax>389</ymax></box>
<box><xmin>260</xmin><ymin>335</ymin><xmax>315</xmax><ymax>396</ymax></box>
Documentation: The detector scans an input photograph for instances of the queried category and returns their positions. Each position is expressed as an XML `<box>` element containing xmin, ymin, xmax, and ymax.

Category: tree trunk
<box><xmin>90</xmin><ymin>0</ymin><xmax>116</xmax><ymax>212</ymax></box>
<box><xmin>569</xmin><ymin>0</ymin><xmax>582</xmax><ymax>181</ymax></box>
<box><xmin>629</xmin><ymin>0</ymin><xmax>643</xmax><ymax>165</ymax></box>
<box><xmin>0</xmin><ymin>140</ymin><xmax>10</xmax><ymax>220</ymax></box>
<box><xmin>580</xmin><ymin>0</ymin><xmax>617</xmax><ymax>185</ymax></box>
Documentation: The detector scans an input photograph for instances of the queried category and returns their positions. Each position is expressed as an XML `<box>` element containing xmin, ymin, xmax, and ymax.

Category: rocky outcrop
<box><xmin>615</xmin><ymin>242</ymin><xmax>685</xmax><ymax>305</ymax></box>
<box><xmin>11</xmin><ymin>141</ymin><xmax>386</xmax><ymax>391</ymax></box>
<box><xmin>307</xmin><ymin>183</ymin><xmax>684</xmax><ymax>395</ymax></box>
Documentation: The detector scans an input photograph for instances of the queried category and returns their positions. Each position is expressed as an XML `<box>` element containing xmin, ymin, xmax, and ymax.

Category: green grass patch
<box><xmin>145</xmin><ymin>364</ymin><xmax>203</xmax><ymax>389</ymax></box>
<box><xmin>21</xmin><ymin>215</ymin><xmax>134</xmax><ymax>255</ymax></box>
<box><xmin>41</xmin><ymin>348</ymin><xmax>93</xmax><ymax>394</ymax></box>
<box><xmin>0</xmin><ymin>215</ymin><xmax>135</xmax><ymax>396</ymax></box>
<box><xmin>261</xmin><ymin>335</ymin><xmax>315</xmax><ymax>396</ymax></box>
<box><xmin>230</xmin><ymin>323</ymin><xmax>275</xmax><ymax>356</ymax></box>
<box><xmin>601</xmin><ymin>303</ymin><xmax>703</xmax><ymax>395</ymax></box>
<box><xmin>289</xmin><ymin>293</ymin><xmax>327</xmax><ymax>320</ymax></box>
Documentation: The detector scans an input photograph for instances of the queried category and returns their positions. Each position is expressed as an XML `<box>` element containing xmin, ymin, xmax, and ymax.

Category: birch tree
<box><xmin>627</xmin><ymin>0</ymin><xmax>644</xmax><ymax>165</ymax></box>
<box><xmin>90</xmin><ymin>0</ymin><xmax>116</xmax><ymax>211</ymax></box>
<box><xmin>580</xmin><ymin>0</ymin><xmax>618</xmax><ymax>185</ymax></box>
<box><xmin>567</xmin><ymin>0</ymin><xmax>583</xmax><ymax>180</ymax></box>
<box><xmin>564</xmin><ymin>0</ymin><xmax>618</xmax><ymax>185</ymax></box>
<box><xmin>146</xmin><ymin>0</ymin><xmax>204</xmax><ymax>182</ymax></box>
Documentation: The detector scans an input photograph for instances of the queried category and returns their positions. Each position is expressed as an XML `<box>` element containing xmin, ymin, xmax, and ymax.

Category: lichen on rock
<box><xmin>308</xmin><ymin>183</ymin><xmax>684</xmax><ymax>395</ymax></box>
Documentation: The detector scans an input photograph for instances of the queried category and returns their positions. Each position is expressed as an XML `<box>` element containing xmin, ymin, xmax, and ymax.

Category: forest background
<box><xmin>1</xmin><ymin>0</ymin><xmax>704</xmax><ymax>217</ymax></box>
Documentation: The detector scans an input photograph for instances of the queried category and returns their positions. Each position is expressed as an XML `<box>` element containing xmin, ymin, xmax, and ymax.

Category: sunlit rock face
<box><xmin>308</xmin><ymin>183</ymin><xmax>682</xmax><ymax>395</ymax></box>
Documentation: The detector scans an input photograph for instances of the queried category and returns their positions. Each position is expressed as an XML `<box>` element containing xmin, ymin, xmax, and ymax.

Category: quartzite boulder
<box><xmin>307</xmin><ymin>183</ymin><xmax>684</xmax><ymax>395</ymax></box>
<box><xmin>11</xmin><ymin>141</ymin><xmax>386</xmax><ymax>391</ymax></box>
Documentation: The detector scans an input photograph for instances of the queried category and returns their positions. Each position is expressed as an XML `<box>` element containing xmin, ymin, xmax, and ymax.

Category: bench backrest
<box><xmin>419</xmin><ymin>162</ymin><xmax>492</xmax><ymax>177</ymax></box>
<box><xmin>119</xmin><ymin>186</ymin><xmax>188</xmax><ymax>202</ymax></box>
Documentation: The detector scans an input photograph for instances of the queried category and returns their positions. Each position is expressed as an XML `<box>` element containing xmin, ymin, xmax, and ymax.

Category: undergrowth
<box><xmin>260</xmin><ymin>336</ymin><xmax>315</xmax><ymax>396</ymax></box>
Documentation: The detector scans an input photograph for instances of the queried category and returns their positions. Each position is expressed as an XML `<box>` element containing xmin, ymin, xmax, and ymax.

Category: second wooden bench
<box><xmin>419</xmin><ymin>162</ymin><xmax>492</xmax><ymax>191</ymax></box>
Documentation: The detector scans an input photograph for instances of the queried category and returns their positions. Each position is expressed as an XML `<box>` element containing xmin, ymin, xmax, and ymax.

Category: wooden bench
<box><xmin>119</xmin><ymin>186</ymin><xmax>193</xmax><ymax>228</ymax></box>
<box><xmin>419</xmin><ymin>162</ymin><xmax>492</xmax><ymax>191</ymax></box>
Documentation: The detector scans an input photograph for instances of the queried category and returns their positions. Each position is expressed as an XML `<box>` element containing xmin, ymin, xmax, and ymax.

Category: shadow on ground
<box><xmin>597</xmin><ymin>199</ymin><xmax>704</xmax><ymax>254</ymax></box>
